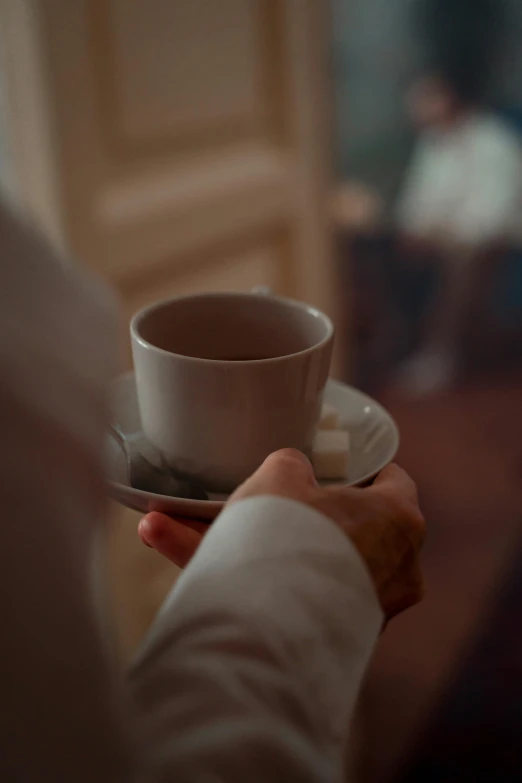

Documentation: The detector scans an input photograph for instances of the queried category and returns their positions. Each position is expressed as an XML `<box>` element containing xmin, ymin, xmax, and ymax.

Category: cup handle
<box><xmin>251</xmin><ymin>285</ymin><xmax>273</xmax><ymax>296</ymax></box>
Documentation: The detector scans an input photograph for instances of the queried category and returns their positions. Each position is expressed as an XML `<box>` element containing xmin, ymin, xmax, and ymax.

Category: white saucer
<box><xmin>107</xmin><ymin>372</ymin><xmax>399</xmax><ymax>521</ymax></box>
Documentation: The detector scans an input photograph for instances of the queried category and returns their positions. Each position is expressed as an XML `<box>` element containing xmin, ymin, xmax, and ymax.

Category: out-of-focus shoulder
<box><xmin>0</xmin><ymin>198</ymin><xmax>119</xmax><ymax>448</ymax></box>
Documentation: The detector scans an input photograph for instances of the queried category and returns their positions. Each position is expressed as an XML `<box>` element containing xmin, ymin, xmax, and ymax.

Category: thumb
<box><xmin>230</xmin><ymin>448</ymin><xmax>317</xmax><ymax>504</ymax></box>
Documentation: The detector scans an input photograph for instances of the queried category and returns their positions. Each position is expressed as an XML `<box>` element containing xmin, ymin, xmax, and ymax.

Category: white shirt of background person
<box><xmin>396</xmin><ymin>112</ymin><xmax>522</xmax><ymax>250</ymax></box>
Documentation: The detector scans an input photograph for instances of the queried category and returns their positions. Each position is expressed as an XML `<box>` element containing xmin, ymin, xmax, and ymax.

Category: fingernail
<box><xmin>138</xmin><ymin>516</ymin><xmax>154</xmax><ymax>547</ymax></box>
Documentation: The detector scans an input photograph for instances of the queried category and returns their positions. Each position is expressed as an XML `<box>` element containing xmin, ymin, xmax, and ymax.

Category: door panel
<box><xmin>122</xmin><ymin>232</ymin><xmax>288</xmax><ymax>321</ymax></box>
<box><xmin>16</xmin><ymin>0</ymin><xmax>335</xmax><ymax>327</ymax></box>
<box><xmin>103</xmin><ymin>0</ymin><xmax>269</xmax><ymax>145</ymax></box>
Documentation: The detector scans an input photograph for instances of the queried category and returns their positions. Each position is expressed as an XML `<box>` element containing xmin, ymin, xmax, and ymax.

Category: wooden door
<box><xmin>2</xmin><ymin>0</ymin><xmax>334</xmax><ymax>323</ymax></box>
<box><xmin>0</xmin><ymin>0</ymin><xmax>336</xmax><ymax>658</ymax></box>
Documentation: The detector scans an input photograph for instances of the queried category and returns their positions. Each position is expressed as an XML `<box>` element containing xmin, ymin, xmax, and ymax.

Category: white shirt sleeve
<box><xmin>0</xmin><ymin>201</ymin><xmax>382</xmax><ymax>783</ymax></box>
<box><xmin>130</xmin><ymin>497</ymin><xmax>382</xmax><ymax>782</ymax></box>
<box><xmin>0</xmin><ymin>202</ymin><xmax>134</xmax><ymax>782</ymax></box>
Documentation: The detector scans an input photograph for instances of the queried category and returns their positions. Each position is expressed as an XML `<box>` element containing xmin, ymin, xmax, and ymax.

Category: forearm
<box><xmin>129</xmin><ymin>497</ymin><xmax>382</xmax><ymax>782</ymax></box>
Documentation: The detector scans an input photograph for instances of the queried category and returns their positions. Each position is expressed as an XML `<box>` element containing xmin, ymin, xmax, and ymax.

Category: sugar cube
<box><xmin>319</xmin><ymin>403</ymin><xmax>339</xmax><ymax>430</ymax></box>
<box><xmin>311</xmin><ymin>429</ymin><xmax>350</xmax><ymax>480</ymax></box>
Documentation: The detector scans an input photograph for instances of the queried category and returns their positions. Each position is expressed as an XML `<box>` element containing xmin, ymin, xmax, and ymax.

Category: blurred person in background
<box><xmin>0</xmin><ymin>199</ymin><xmax>424</xmax><ymax>782</ymax></box>
<box><xmin>393</xmin><ymin>0</ymin><xmax>522</xmax><ymax>395</ymax></box>
<box><xmin>394</xmin><ymin>67</ymin><xmax>522</xmax><ymax>394</ymax></box>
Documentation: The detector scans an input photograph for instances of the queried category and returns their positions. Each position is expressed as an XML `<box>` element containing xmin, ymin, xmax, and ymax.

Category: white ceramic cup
<box><xmin>131</xmin><ymin>291</ymin><xmax>334</xmax><ymax>492</ymax></box>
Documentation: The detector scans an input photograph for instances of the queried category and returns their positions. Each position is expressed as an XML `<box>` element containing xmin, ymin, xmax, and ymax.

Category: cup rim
<box><xmin>130</xmin><ymin>291</ymin><xmax>334</xmax><ymax>366</ymax></box>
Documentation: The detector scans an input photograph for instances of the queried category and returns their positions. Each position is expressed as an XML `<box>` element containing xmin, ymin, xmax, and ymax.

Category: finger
<box><xmin>139</xmin><ymin>512</ymin><xmax>209</xmax><ymax>538</ymax></box>
<box><xmin>386</xmin><ymin>575</ymin><xmax>425</xmax><ymax>620</ymax></box>
<box><xmin>384</xmin><ymin>553</ymin><xmax>425</xmax><ymax>620</ymax></box>
<box><xmin>138</xmin><ymin>512</ymin><xmax>206</xmax><ymax>568</ymax></box>
<box><xmin>373</xmin><ymin>466</ymin><xmax>426</xmax><ymax>547</ymax></box>
<box><xmin>257</xmin><ymin>448</ymin><xmax>317</xmax><ymax>489</ymax></box>
<box><xmin>372</xmin><ymin>463</ymin><xmax>419</xmax><ymax>504</ymax></box>
<box><xmin>230</xmin><ymin>448</ymin><xmax>317</xmax><ymax>504</ymax></box>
